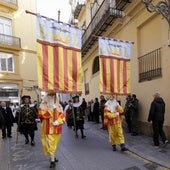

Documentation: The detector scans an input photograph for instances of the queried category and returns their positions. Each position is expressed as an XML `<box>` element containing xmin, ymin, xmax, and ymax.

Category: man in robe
<box><xmin>104</xmin><ymin>95</ymin><xmax>128</xmax><ymax>152</ymax></box>
<box><xmin>38</xmin><ymin>93</ymin><xmax>65</xmax><ymax>168</ymax></box>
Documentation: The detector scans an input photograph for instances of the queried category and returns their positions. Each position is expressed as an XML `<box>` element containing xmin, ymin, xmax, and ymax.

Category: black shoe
<box><xmin>121</xmin><ymin>147</ymin><xmax>128</xmax><ymax>152</ymax></box>
<box><xmin>25</xmin><ymin>139</ymin><xmax>29</xmax><ymax>144</ymax></box>
<box><xmin>49</xmin><ymin>161</ymin><xmax>56</xmax><ymax>168</ymax></box>
<box><xmin>81</xmin><ymin>135</ymin><xmax>86</xmax><ymax>139</ymax></box>
<box><xmin>55</xmin><ymin>157</ymin><xmax>59</xmax><ymax>162</ymax></box>
<box><xmin>31</xmin><ymin>141</ymin><xmax>35</xmax><ymax>146</ymax></box>
<box><xmin>8</xmin><ymin>135</ymin><xmax>12</xmax><ymax>138</ymax></box>
<box><xmin>112</xmin><ymin>145</ymin><xmax>116</xmax><ymax>151</ymax></box>
<box><xmin>2</xmin><ymin>136</ymin><xmax>6</xmax><ymax>139</ymax></box>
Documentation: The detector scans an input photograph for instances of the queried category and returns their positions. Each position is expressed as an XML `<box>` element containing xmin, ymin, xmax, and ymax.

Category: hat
<box><xmin>72</xmin><ymin>95</ymin><xmax>79</xmax><ymax>100</ymax></box>
<box><xmin>21</xmin><ymin>95</ymin><xmax>31</xmax><ymax>100</ymax></box>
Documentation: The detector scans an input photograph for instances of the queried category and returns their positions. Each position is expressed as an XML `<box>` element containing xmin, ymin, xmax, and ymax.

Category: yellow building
<box><xmin>70</xmin><ymin>0</ymin><xmax>170</xmax><ymax>139</ymax></box>
<box><xmin>0</xmin><ymin>0</ymin><xmax>37</xmax><ymax>104</ymax></box>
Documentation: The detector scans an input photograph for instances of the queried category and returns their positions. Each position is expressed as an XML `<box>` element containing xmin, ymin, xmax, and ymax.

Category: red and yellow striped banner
<box><xmin>99</xmin><ymin>57</ymin><xmax>130</xmax><ymax>95</ymax></box>
<box><xmin>37</xmin><ymin>41</ymin><xmax>82</xmax><ymax>93</ymax></box>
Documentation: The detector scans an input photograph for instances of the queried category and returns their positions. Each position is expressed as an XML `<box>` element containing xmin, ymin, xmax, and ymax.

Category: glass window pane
<box><xmin>1</xmin><ymin>58</ymin><xmax>6</xmax><ymax>71</ymax></box>
<box><xmin>8</xmin><ymin>57</ymin><xmax>13</xmax><ymax>72</ymax></box>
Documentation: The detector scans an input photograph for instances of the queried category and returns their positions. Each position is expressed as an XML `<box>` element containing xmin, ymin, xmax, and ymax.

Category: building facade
<box><xmin>70</xmin><ymin>0</ymin><xmax>170</xmax><ymax>139</ymax></box>
<box><xmin>0</xmin><ymin>0</ymin><xmax>37</xmax><ymax>104</ymax></box>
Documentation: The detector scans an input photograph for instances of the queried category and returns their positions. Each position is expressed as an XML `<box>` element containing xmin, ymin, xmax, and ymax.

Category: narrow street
<box><xmin>0</xmin><ymin>122</ymin><xmax>168</xmax><ymax>170</ymax></box>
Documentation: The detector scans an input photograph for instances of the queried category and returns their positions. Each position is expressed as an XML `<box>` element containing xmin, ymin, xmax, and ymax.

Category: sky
<box><xmin>36</xmin><ymin>0</ymin><xmax>71</xmax><ymax>23</ymax></box>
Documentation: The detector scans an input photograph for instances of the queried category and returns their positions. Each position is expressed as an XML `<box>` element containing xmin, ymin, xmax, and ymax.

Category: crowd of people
<box><xmin>0</xmin><ymin>92</ymin><xmax>168</xmax><ymax>168</ymax></box>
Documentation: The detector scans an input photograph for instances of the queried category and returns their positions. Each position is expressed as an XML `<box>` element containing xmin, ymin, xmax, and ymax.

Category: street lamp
<box><xmin>141</xmin><ymin>0</ymin><xmax>170</xmax><ymax>26</ymax></box>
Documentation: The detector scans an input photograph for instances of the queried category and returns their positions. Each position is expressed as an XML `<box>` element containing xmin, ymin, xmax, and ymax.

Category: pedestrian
<box><xmin>93</xmin><ymin>98</ymin><xmax>100</xmax><ymax>123</ymax></box>
<box><xmin>38</xmin><ymin>93</ymin><xmax>65</xmax><ymax>168</ymax></box>
<box><xmin>81</xmin><ymin>98</ymin><xmax>87</xmax><ymax>119</ymax></box>
<box><xmin>90</xmin><ymin>99</ymin><xmax>94</xmax><ymax>121</ymax></box>
<box><xmin>72</xmin><ymin>95</ymin><xmax>86</xmax><ymax>139</ymax></box>
<box><xmin>129</xmin><ymin>94</ymin><xmax>139</xmax><ymax>136</ymax></box>
<box><xmin>148</xmin><ymin>92</ymin><xmax>168</xmax><ymax>147</ymax></box>
<box><xmin>99</xmin><ymin>95</ymin><xmax>106</xmax><ymax>129</ymax></box>
<box><xmin>124</xmin><ymin>95</ymin><xmax>132</xmax><ymax>133</ymax></box>
<box><xmin>18</xmin><ymin>95</ymin><xmax>37</xmax><ymax>146</ymax></box>
<box><xmin>104</xmin><ymin>95</ymin><xmax>128</xmax><ymax>152</ymax></box>
<box><xmin>64</xmin><ymin>100</ymin><xmax>74</xmax><ymax>128</ymax></box>
<box><xmin>10</xmin><ymin>103</ymin><xmax>19</xmax><ymax>118</ymax></box>
<box><xmin>87</xmin><ymin>101</ymin><xmax>91</xmax><ymax>121</ymax></box>
<box><xmin>0</xmin><ymin>109</ymin><xmax>5</xmax><ymax>130</ymax></box>
<box><xmin>0</xmin><ymin>101</ymin><xmax>14</xmax><ymax>138</ymax></box>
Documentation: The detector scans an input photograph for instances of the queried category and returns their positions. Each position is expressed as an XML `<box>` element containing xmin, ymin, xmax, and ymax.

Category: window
<box><xmin>138</xmin><ymin>48</ymin><xmax>162</xmax><ymax>82</ymax></box>
<box><xmin>84</xmin><ymin>82</ymin><xmax>89</xmax><ymax>95</ymax></box>
<box><xmin>0</xmin><ymin>17</ymin><xmax>12</xmax><ymax>35</ymax></box>
<box><xmin>0</xmin><ymin>52</ymin><xmax>14</xmax><ymax>72</ymax></box>
<box><xmin>92</xmin><ymin>56</ymin><xmax>99</xmax><ymax>74</ymax></box>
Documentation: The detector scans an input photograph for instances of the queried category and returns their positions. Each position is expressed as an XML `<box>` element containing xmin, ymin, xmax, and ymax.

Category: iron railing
<box><xmin>82</xmin><ymin>0</ymin><xmax>131</xmax><ymax>55</ymax></box>
<box><xmin>138</xmin><ymin>48</ymin><xmax>162</xmax><ymax>82</ymax></box>
<box><xmin>0</xmin><ymin>33</ymin><xmax>21</xmax><ymax>49</ymax></box>
<box><xmin>1</xmin><ymin>0</ymin><xmax>18</xmax><ymax>6</ymax></box>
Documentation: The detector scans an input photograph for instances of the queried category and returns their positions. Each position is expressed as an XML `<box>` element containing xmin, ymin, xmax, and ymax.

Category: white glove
<box><xmin>52</xmin><ymin>120</ymin><xmax>59</xmax><ymax>126</ymax></box>
<box><xmin>53</xmin><ymin>104</ymin><xmax>57</xmax><ymax>109</ymax></box>
<box><xmin>115</xmin><ymin>112</ymin><xmax>119</xmax><ymax>116</ymax></box>
<box><xmin>35</xmin><ymin>118</ymin><xmax>40</xmax><ymax>122</ymax></box>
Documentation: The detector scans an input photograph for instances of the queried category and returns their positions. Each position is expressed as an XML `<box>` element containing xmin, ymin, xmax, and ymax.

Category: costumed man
<box><xmin>72</xmin><ymin>96</ymin><xmax>86</xmax><ymax>139</ymax></box>
<box><xmin>104</xmin><ymin>95</ymin><xmax>128</xmax><ymax>152</ymax></box>
<box><xmin>18</xmin><ymin>95</ymin><xmax>37</xmax><ymax>146</ymax></box>
<box><xmin>38</xmin><ymin>93</ymin><xmax>65</xmax><ymax>168</ymax></box>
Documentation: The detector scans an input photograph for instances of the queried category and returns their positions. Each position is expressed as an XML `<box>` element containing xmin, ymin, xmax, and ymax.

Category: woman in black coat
<box><xmin>93</xmin><ymin>98</ymin><xmax>100</xmax><ymax>123</ymax></box>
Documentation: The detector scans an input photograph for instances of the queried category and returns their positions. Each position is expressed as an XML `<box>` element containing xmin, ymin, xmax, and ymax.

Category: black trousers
<box><xmin>22</xmin><ymin>124</ymin><xmax>35</xmax><ymax>141</ymax></box>
<box><xmin>152</xmin><ymin>120</ymin><xmax>167</xmax><ymax>146</ymax></box>
<box><xmin>125</xmin><ymin>115</ymin><xmax>131</xmax><ymax>133</ymax></box>
<box><xmin>2</xmin><ymin>125</ymin><xmax>12</xmax><ymax>137</ymax></box>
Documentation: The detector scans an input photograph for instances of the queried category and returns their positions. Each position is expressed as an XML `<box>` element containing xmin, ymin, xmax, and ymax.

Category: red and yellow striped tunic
<box><xmin>38</xmin><ymin>108</ymin><xmax>65</xmax><ymax>135</ymax></box>
<box><xmin>104</xmin><ymin>106</ymin><xmax>124</xmax><ymax>127</ymax></box>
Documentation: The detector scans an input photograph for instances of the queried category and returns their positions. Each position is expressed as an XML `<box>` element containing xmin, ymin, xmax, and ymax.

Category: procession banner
<box><xmin>98</xmin><ymin>37</ymin><xmax>132</xmax><ymax>95</ymax></box>
<box><xmin>37</xmin><ymin>14</ymin><xmax>82</xmax><ymax>93</ymax></box>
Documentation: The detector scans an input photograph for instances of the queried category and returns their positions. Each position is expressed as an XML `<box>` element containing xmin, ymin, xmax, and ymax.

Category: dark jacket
<box><xmin>0</xmin><ymin>110</ymin><xmax>5</xmax><ymax>129</ymax></box>
<box><xmin>148</xmin><ymin>97</ymin><xmax>165</xmax><ymax>122</ymax></box>
<box><xmin>0</xmin><ymin>107</ymin><xmax>14</xmax><ymax>126</ymax></box>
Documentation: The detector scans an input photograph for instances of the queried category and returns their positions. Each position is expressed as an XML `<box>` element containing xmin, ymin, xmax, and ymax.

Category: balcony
<box><xmin>0</xmin><ymin>0</ymin><xmax>18</xmax><ymax>11</ymax></box>
<box><xmin>74</xmin><ymin>0</ymin><xmax>86</xmax><ymax>19</ymax></box>
<box><xmin>82</xmin><ymin>0</ymin><xmax>131</xmax><ymax>56</ymax></box>
<box><xmin>0</xmin><ymin>33</ymin><xmax>21</xmax><ymax>51</ymax></box>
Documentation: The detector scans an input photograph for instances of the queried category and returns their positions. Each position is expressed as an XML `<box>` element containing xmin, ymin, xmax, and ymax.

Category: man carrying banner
<box><xmin>72</xmin><ymin>95</ymin><xmax>86</xmax><ymax>139</ymax></box>
<box><xmin>104</xmin><ymin>95</ymin><xmax>128</xmax><ymax>152</ymax></box>
<box><xmin>38</xmin><ymin>93</ymin><xmax>65</xmax><ymax>168</ymax></box>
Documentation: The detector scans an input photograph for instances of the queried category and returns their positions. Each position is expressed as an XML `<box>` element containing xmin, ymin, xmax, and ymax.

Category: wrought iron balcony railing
<box><xmin>1</xmin><ymin>0</ymin><xmax>18</xmax><ymax>6</ymax></box>
<box><xmin>82</xmin><ymin>0</ymin><xmax>131</xmax><ymax>56</ymax></box>
<box><xmin>0</xmin><ymin>33</ymin><xmax>21</xmax><ymax>49</ymax></box>
<box><xmin>138</xmin><ymin>48</ymin><xmax>162</xmax><ymax>82</ymax></box>
<box><xmin>74</xmin><ymin>0</ymin><xmax>86</xmax><ymax>19</ymax></box>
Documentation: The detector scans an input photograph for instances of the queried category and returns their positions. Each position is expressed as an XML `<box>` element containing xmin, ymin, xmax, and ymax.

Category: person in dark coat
<box><xmin>124</xmin><ymin>95</ymin><xmax>132</xmax><ymax>133</ymax></box>
<box><xmin>93</xmin><ymin>98</ymin><xmax>100</xmax><ymax>123</ymax></box>
<box><xmin>99</xmin><ymin>95</ymin><xmax>106</xmax><ymax>129</ymax></box>
<box><xmin>148</xmin><ymin>92</ymin><xmax>168</xmax><ymax>147</ymax></box>
<box><xmin>72</xmin><ymin>96</ymin><xmax>86</xmax><ymax>139</ymax></box>
<box><xmin>0</xmin><ymin>101</ymin><xmax>15</xmax><ymax>138</ymax></box>
<box><xmin>18</xmin><ymin>95</ymin><xmax>38</xmax><ymax>146</ymax></box>
<box><xmin>81</xmin><ymin>98</ymin><xmax>87</xmax><ymax>117</ymax></box>
<box><xmin>0</xmin><ymin>109</ymin><xmax>5</xmax><ymax>130</ymax></box>
<box><xmin>129</xmin><ymin>94</ymin><xmax>139</xmax><ymax>136</ymax></box>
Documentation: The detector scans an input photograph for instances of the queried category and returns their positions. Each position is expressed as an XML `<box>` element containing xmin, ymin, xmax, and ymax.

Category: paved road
<box><xmin>0</xmin><ymin>123</ymin><xmax>168</xmax><ymax>170</ymax></box>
